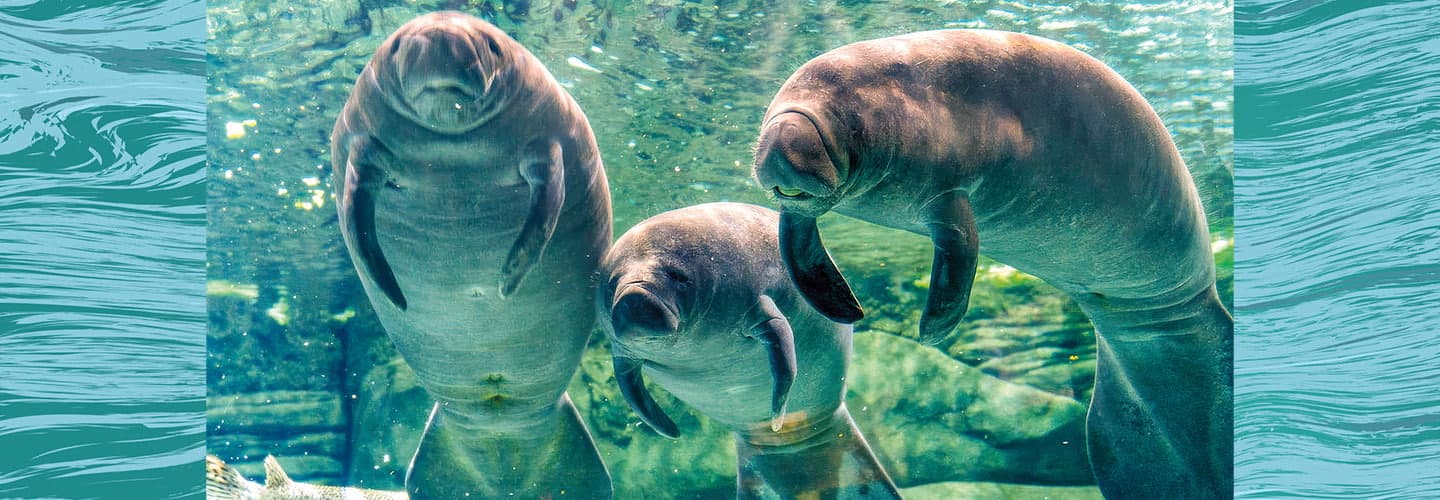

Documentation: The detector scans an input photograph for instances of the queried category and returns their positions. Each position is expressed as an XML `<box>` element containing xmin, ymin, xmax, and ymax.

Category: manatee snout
<box><xmin>754</xmin><ymin>112</ymin><xmax>842</xmax><ymax>214</ymax></box>
<box><xmin>610</xmin><ymin>283</ymin><xmax>679</xmax><ymax>337</ymax></box>
<box><xmin>386</xmin><ymin>13</ymin><xmax>500</xmax><ymax>126</ymax></box>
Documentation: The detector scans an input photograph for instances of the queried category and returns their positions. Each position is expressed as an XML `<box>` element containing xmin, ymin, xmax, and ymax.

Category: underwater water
<box><xmin>203</xmin><ymin>0</ymin><xmax>1233</xmax><ymax>498</ymax></box>
<box><xmin>0</xmin><ymin>0</ymin><xmax>206</xmax><ymax>497</ymax></box>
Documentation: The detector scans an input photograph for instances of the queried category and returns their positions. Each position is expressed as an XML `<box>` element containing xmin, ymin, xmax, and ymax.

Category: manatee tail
<box><xmin>735</xmin><ymin>405</ymin><xmax>899</xmax><ymax>500</ymax></box>
<box><xmin>406</xmin><ymin>394</ymin><xmax>612</xmax><ymax>499</ymax></box>
<box><xmin>1081</xmin><ymin>285</ymin><xmax>1234</xmax><ymax>499</ymax></box>
<box><xmin>206</xmin><ymin>455</ymin><xmax>263</xmax><ymax>500</ymax></box>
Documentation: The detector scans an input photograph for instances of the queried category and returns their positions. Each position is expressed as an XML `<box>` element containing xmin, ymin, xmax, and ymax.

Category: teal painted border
<box><xmin>0</xmin><ymin>0</ymin><xmax>206</xmax><ymax>498</ymax></box>
<box><xmin>8</xmin><ymin>0</ymin><xmax>1438</xmax><ymax>496</ymax></box>
<box><xmin>1235</xmin><ymin>0</ymin><xmax>1440</xmax><ymax>497</ymax></box>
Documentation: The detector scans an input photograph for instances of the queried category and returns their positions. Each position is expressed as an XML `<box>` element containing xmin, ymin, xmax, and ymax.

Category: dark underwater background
<box><xmin>0</xmin><ymin>0</ymin><xmax>1435</xmax><ymax>497</ymax></box>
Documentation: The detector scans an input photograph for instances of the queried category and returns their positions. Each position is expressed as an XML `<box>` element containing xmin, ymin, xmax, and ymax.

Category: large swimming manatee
<box><xmin>331</xmin><ymin>11</ymin><xmax>612</xmax><ymax>498</ymax></box>
<box><xmin>597</xmin><ymin>203</ymin><xmax>900</xmax><ymax>499</ymax></box>
<box><xmin>753</xmin><ymin>30</ymin><xmax>1233</xmax><ymax>498</ymax></box>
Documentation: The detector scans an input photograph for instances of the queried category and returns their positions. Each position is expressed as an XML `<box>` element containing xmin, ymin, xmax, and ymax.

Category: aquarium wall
<box><xmin>205</xmin><ymin>0</ymin><xmax>1232</xmax><ymax>497</ymax></box>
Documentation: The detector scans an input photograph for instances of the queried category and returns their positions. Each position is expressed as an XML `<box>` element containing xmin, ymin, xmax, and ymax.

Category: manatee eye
<box><xmin>664</xmin><ymin>268</ymin><xmax>691</xmax><ymax>286</ymax></box>
<box><xmin>774</xmin><ymin>186</ymin><xmax>811</xmax><ymax>199</ymax></box>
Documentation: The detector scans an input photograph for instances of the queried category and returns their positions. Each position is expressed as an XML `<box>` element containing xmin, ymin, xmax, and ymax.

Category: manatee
<box><xmin>752</xmin><ymin>30</ymin><xmax>1233</xmax><ymax>498</ymax></box>
<box><xmin>331</xmin><ymin>11</ymin><xmax>612</xmax><ymax>498</ymax></box>
<box><xmin>597</xmin><ymin>202</ymin><xmax>900</xmax><ymax>499</ymax></box>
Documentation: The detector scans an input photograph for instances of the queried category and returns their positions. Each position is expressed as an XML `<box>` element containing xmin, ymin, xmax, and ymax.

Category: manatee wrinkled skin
<box><xmin>753</xmin><ymin>30</ymin><xmax>1233</xmax><ymax>499</ymax></box>
<box><xmin>598</xmin><ymin>203</ymin><xmax>900</xmax><ymax>499</ymax></box>
<box><xmin>331</xmin><ymin>11</ymin><xmax>612</xmax><ymax>499</ymax></box>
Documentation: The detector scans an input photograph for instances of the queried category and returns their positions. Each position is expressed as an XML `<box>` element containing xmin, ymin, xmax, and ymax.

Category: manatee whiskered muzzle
<box><xmin>387</xmin><ymin>30</ymin><xmax>495</xmax><ymax>129</ymax></box>
<box><xmin>406</xmin><ymin>85</ymin><xmax>483</xmax><ymax>128</ymax></box>
<box><xmin>610</xmin><ymin>282</ymin><xmax>681</xmax><ymax>337</ymax></box>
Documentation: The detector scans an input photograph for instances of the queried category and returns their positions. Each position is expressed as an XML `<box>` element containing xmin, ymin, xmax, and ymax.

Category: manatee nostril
<box><xmin>612</xmin><ymin>289</ymin><xmax>678</xmax><ymax>336</ymax></box>
<box><xmin>486</xmin><ymin>37</ymin><xmax>502</xmax><ymax>58</ymax></box>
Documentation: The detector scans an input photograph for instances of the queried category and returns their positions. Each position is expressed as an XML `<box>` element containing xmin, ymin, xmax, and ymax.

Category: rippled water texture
<box><xmin>1235</xmin><ymin>0</ymin><xmax>1440</xmax><ymax>497</ymax></box>
<box><xmin>0</xmin><ymin>0</ymin><xmax>205</xmax><ymax>497</ymax></box>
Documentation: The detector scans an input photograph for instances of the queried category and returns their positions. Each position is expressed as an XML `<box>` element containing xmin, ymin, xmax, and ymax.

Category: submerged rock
<box><xmin>848</xmin><ymin>331</ymin><xmax>1095</xmax><ymax>486</ymax></box>
<box><xmin>207</xmin><ymin>390</ymin><xmax>348</xmax><ymax>483</ymax></box>
<box><xmin>901</xmin><ymin>481</ymin><xmax>1103</xmax><ymax>499</ymax></box>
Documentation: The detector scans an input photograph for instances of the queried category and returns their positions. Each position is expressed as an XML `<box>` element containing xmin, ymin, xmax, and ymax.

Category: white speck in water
<box><xmin>251</xmin><ymin>153</ymin><xmax>261</xmax><ymax>161</ymax></box>
<box><xmin>635</xmin><ymin>82</ymin><xmax>653</xmax><ymax>91</ymax></box>
<box><xmin>383</xmin><ymin>454</ymin><xmax>391</xmax><ymax>463</ymax></box>
<box><xmin>566</xmin><ymin>56</ymin><xmax>602</xmax><ymax>73</ymax></box>
<box><xmin>301</xmin><ymin>177</ymin><xmax>320</xmax><ymax>187</ymax></box>
<box><xmin>590</xmin><ymin>45</ymin><xmax>603</xmax><ymax>54</ymax></box>
<box><xmin>224</xmin><ymin>169</ymin><xmax>234</xmax><ymax>179</ymax></box>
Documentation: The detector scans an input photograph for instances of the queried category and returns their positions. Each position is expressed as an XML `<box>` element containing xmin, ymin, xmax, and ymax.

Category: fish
<box><xmin>205</xmin><ymin>454</ymin><xmax>407</xmax><ymax>500</ymax></box>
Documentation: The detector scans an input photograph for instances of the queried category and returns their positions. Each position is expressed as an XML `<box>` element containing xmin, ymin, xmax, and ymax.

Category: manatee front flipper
<box><xmin>407</xmin><ymin>395</ymin><xmax>612</xmax><ymax>499</ymax></box>
<box><xmin>753</xmin><ymin>295</ymin><xmax>797</xmax><ymax>431</ymax></box>
<box><xmin>779</xmin><ymin>211</ymin><xmax>863</xmax><ymax>323</ymax></box>
<box><xmin>339</xmin><ymin>134</ymin><xmax>407</xmax><ymax>310</ymax></box>
<box><xmin>917</xmin><ymin>194</ymin><xmax>979</xmax><ymax>346</ymax></box>
<box><xmin>500</xmin><ymin>139</ymin><xmax>565</xmax><ymax>297</ymax></box>
<box><xmin>613</xmin><ymin>355</ymin><xmax>680</xmax><ymax>438</ymax></box>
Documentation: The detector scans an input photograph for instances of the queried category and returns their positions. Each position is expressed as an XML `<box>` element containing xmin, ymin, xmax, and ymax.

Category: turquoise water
<box><xmin>203</xmin><ymin>0</ymin><xmax>1231</xmax><ymax>498</ymax></box>
<box><xmin>0</xmin><ymin>0</ymin><xmax>206</xmax><ymax>497</ymax></box>
<box><xmin>1234</xmin><ymin>0</ymin><xmax>1440</xmax><ymax>497</ymax></box>
<box><xmin>7</xmin><ymin>0</ymin><xmax>1436</xmax><ymax>498</ymax></box>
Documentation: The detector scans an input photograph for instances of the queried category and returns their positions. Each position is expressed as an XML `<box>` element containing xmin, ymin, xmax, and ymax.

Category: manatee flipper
<box><xmin>613</xmin><ymin>355</ymin><xmax>680</xmax><ymax>438</ymax></box>
<box><xmin>500</xmin><ymin>139</ymin><xmax>565</xmax><ymax>297</ymax></box>
<box><xmin>753</xmin><ymin>295</ymin><xmax>797</xmax><ymax>431</ymax></box>
<box><xmin>736</xmin><ymin>406</ymin><xmax>901</xmax><ymax>500</ymax></box>
<box><xmin>917</xmin><ymin>195</ymin><xmax>979</xmax><ymax>346</ymax></box>
<box><xmin>407</xmin><ymin>396</ymin><xmax>612</xmax><ymax>498</ymax></box>
<box><xmin>778</xmin><ymin>211</ymin><xmax>863</xmax><ymax>323</ymax></box>
<box><xmin>340</xmin><ymin>134</ymin><xmax>407</xmax><ymax>310</ymax></box>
